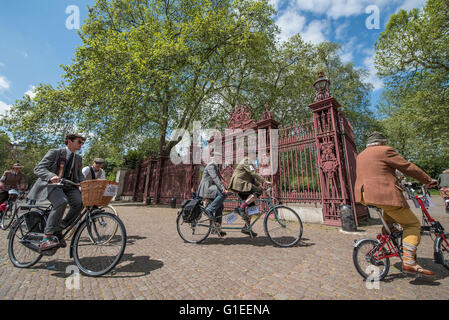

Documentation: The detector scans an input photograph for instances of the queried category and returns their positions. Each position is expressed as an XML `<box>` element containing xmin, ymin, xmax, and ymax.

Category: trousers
<box><xmin>45</xmin><ymin>186</ymin><xmax>83</xmax><ymax>234</ymax></box>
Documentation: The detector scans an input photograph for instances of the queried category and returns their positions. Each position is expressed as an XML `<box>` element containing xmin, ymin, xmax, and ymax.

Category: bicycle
<box><xmin>176</xmin><ymin>188</ymin><xmax>303</xmax><ymax>247</ymax></box>
<box><xmin>7</xmin><ymin>179</ymin><xmax>127</xmax><ymax>277</ymax></box>
<box><xmin>1</xmin><ymin>188</ymin><xmax>27</xmax><ymax>230</ymax></box>
<box><xmin>353</xmin><ymin>184</ymin><xmax>449</xmax><ymax>281</ymax></box>
<box><xmin>63</xmin><ymin>203</ymin><xmax>119</xmax><ymax>244</ymax></box>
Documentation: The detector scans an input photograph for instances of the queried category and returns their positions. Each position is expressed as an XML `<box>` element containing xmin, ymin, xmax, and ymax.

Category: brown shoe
<box><xmin>39</xmin><ymin>238</ymin><xmax>60</xmax><ymax>252</ymax></box>
<box><xmin>402</xmin><ymin>263</ymin><xmax>435</xmax><ymax>276</ymax></box>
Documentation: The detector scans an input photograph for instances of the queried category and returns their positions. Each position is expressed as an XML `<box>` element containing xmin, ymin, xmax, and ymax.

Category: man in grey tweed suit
<box><xmin>197</xmin><ymin>150</ymin><xmax>228</xmax><ymax>237</ymax></box>
<box><xmin>28</xmin><ymin>133</ymin><xmax>86</xmax><ymax>251</ymax></box>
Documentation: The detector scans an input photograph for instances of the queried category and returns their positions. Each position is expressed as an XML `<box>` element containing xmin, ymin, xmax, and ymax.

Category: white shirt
<box><xmin>82</xmin><ymin>166</ymin><xmax>106</xmax><ymax>180</ymax></box>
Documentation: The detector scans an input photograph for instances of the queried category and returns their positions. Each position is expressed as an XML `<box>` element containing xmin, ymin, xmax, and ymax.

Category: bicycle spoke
<box><xmin>73</xmin><ymin>213</ymin><xmax>126</xmax><ymax>276</ymax></box>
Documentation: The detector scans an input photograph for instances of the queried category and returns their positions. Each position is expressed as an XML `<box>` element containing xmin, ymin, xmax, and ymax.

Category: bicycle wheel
<box><xmin>72</xmin><ymin>212</ymin><xmax>126</xmax><ymax>276</ymax></box>
<box><xmin>264</xmin><ymin>205</ymin><xmax>303</xmax><ymax>247</ymax></box>
<box><xmin>8</xmin><ymin>216</ymin><xmax>43</xmax><ymax>268</ymax></box>
<box><xmin>353</xmin><ymin>239</ymin><xmax>390</xmax><ymax>281</ymax></box>
<box><xmin>1</xmin><ymin>202</ymin><xmax>16</xmax><ymax>230</ymax></box>
<box><xmin>436</xmin><ymin>234</ymin><xmax>449</xmax><ymax>271</ymax></box>
<box><xmin>98</xmin><ymin>205</ymin><xmax>119</xmax><ymax>243</ymax></box>
<box><xmin>176</xmin><ymin>207</ymin><xmax>212</xmax><ymax>244</ymax></box>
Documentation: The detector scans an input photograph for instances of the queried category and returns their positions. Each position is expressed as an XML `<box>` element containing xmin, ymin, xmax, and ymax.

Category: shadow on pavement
<box><xmin>126</xmin><ymin>235</ymin><xmax>147</xmax><ymax>246</ymax></box>
<box><xmin>200</xmin><ymin>236</ymin><xmax>314</xmax><ymax>248</ymax></box>
<box><xmin>35</xmin><ymin>253</ymin><xmax>163</xmax><ymax>279</ymax></box>
<box><xmin>381</xmin><ymin>259</ymin><xmax>449</xmax><ymax>285</ymax></box>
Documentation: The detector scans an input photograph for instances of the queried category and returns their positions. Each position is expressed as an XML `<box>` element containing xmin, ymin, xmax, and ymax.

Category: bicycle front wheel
<box><xmin>264</xmin><ymin>205</ymin><xmax>303</xmax><ymax>247</ymax></box>
<box><xmin>176</xmin><ymin>208</ymin><xmax>212</xmax><ymax>244</ymax></box>
<box><xmin>72</xmin><ymin>212</ymin><xmax>126</xmax><ymax>277</ymax></box>
<box><xmin>353</xmin><ymin>239</ymin><xmax>390</xmax><ymax>281</ymax></box>
<box><xmin>1</xmin><ymin>203</ymin><xmax>16</xmax><ymax>230</ymax></box>
<box><xmin>436</xmin><ymin>234</ymin><xmax>449</xmax><ymax>271</ymax></box>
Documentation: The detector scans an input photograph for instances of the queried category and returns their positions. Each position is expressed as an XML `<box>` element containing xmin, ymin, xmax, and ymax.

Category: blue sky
<box><xmin>0</xmin><ymin>0</ymin><xmax>427</xmax><ymax>117</ymax></box>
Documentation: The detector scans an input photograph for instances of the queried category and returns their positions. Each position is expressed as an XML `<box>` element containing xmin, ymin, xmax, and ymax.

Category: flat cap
<box><xmin>94</xmin><ymin>158</ymin><xmax>105</xmax><ymax>164</ymax></box>
<box><xmin>366</xmin><ymin>131</ymin><xmax>387</xmax><ymax>145</ymax></box>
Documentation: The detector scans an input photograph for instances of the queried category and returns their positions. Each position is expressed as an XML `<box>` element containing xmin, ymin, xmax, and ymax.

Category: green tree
<box><xmin>375</xmin><ymin>0</ymin><xmax>449</xmax><ymax>176</ymax></box>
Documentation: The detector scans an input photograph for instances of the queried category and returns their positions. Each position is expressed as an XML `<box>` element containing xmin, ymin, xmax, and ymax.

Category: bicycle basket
<box><xmin>80</xmin><ymin>180</ymin><xmax>119</xmax><ymax>207</ymax></box>
<box><xmin>181</xmin><ymin>199</ymin><xmax>202</xmax><ymax>223</ymax></box>
<box><xmin>24</xmin><ymin>211</ymin><xmax>45</xmax><ymax>233</ymax></box>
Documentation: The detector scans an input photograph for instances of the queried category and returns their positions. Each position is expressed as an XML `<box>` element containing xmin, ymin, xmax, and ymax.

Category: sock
<box><xmin>403</xmin><ymin>243</ymin><xmax>417</xmax><ymax>266</ymax></box>
<box><xmin>240</xmin><ymin>202</ymin><xmax>248</xmax><ymax>209</ymax></box>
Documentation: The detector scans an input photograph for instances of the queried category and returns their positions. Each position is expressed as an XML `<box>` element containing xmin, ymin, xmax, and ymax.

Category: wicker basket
<box><xmin>80</xmin><ymin>180</ymin><xmax>119</xmax><ymax>207</ymax></box>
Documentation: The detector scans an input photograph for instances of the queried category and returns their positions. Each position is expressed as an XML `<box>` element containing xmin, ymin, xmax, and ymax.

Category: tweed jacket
<box><xmin>355</xmin><ymin>145</ymin><xmax>432</xmax><ymax>208</ymax></box>
<box><xmin>229</xmin><ymin>157</ymin><xmax>265</xmax><ymax>193</ymax></box>
<box><xmin>438</xmin><ymin>172</ymin><xmax>449</xmax><ymax>188</ymax></box>
<box><xmin>28</xmin><ymin>148</ymin><xmax>85</xmax><ymax>201</ymax></box>
<box><xmin>0</xmin><ymin>171</ymin><xmax>24</xmax><ymax>189</ymax></box>
<box><xmin>197</xmin><ymin>162</ymin><xmax>226</xmax><ymax>199</ymax></box>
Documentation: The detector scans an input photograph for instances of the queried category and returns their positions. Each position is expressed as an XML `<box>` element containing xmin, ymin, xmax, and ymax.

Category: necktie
<box><xmin>64</xmin><ymin>153</ymin><xmax>74</xmax><ymax>179</ymax></box>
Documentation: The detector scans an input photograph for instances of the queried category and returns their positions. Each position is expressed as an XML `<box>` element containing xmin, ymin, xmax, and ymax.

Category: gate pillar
<box><xmin>309</xmin><ymin>71</ymin><xmax>353</xmax><ymax>226</ymax></box>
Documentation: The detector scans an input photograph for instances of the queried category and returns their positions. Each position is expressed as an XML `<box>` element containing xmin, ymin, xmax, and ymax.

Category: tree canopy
<box><xmin>375</xmin><ymin>0</ymin><xmax>449</xmax><ymax>177</ymax></box>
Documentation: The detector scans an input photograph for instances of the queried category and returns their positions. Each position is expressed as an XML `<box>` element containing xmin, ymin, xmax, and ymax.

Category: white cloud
<box><xmin>301</xmin><ymin>20</ymin><xmax>328</xmax><ymax>44</ymax></box>
<box><xmin>0</xmin><ymin>76</ymin><xmax>10</xmax><ymax>91</ymax></box>
<box><xmin>0</xmin><ymin>62</ymin><xmax>4</xmax><ymax>68</ymax></box>
<box><xmin>363</xmin><ymin>50</ymin><xmax>383</xmax><ymax>90</ymax></box>
<box><xmin>398</xmin><ymin>0</ymin><xmax>426</xmax><ymax>11</ymax></box>
<box><xmin>25</xmin><ymin>85</ymin><xmax>37</xmax><ymax>100</ymax></box>
<box><xmin>294</xmin><ymin>0</ymin><xmax>392</xmax><ymax>19</ymax></box>
<box><xmin>268</xmin><ymin>0</ymin><xmax>281</xmax><ymax>11</ymax></box>
<box><xmin>276</xmin><ymin>11</ymin><xmax>307</xmax><ymax>42</ymax></box>
<box><xmin>0</xmin><ymin>101</ymin><xmax>11</xmax><ymax>116</ymax></box>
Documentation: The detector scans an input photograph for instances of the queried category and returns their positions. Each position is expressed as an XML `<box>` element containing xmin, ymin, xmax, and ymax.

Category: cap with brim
<box><xmin>94</xmin><ymin>158</ymin><xmax>105</xmax><ymax>164</ymax></box>
<box><xmin>367</xmin><ymin>131</ymin><xmax>387</xmax><ymax>145</ymax></box>
<box><xmin>12</xmin><ymin>163</ymin><xmax>24</xmax><ymax>168</ymax></box>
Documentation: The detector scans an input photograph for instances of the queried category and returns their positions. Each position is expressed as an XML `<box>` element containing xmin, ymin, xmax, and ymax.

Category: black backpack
<box><xmin>180</xmin><ymin>199</ymin><xmax>202</xmax><ymax>223</ymax></box>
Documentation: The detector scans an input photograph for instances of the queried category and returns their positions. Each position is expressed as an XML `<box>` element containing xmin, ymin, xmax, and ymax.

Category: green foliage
<box><xmin>0</xmin><ymin>131</ymin><xmax>11</xmax><ymax>173</ymax></box>
<box><xmin>375</xmin><ymin>0</ymin><xmax>449</xmax><ymax>177</ymax></box>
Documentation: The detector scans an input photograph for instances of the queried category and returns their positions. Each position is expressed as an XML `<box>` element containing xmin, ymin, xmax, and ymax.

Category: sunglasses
<box><xmin>76</xmin><ymin>140</ymin><xmax>85</xmax><ymax>145</ymax></box>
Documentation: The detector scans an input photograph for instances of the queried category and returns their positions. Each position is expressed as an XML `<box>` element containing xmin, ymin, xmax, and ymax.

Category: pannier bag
<box><xmin>24</xmin><ymin>211</ymin><xmax>46</xmax><ymax>233</ymax></box>
<box><xmin>180</xmin><ymin>199</ymin><xmax>202</xmax><ymax>223</ymax></box>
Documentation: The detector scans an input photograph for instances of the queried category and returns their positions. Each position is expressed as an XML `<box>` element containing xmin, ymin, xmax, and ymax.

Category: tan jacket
<box><xmin>355</xmin><ymin>145</ymin><xmax>432</xmax><ymax>208</ymax></box>
<box><xmin>229</xmin><ymin>157</ymin><xmax>265</xmax><ymax>193</ymax></box>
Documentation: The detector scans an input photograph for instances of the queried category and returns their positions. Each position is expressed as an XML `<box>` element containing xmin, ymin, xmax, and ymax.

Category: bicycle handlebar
<box><xmin>48</xmin><ymin>178</ymin><xmax>80</xmax><ymax>187</ymax></box>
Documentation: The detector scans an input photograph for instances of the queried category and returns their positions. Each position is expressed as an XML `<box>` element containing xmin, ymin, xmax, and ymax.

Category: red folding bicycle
<box><xmin>353</xmin><ymin>184</ymin><xmax>449</xmax><ymax>281</ymax></box>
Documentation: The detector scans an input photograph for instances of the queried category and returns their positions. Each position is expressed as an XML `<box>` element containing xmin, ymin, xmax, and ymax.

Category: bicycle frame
<box><xmin>197</xmin><ymin>192</ymin><xmax>278</xmax><ymax>231</ymax></box>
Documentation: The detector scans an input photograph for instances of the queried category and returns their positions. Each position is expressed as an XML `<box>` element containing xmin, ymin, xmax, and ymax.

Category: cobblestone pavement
<box><xmin>1</xmin><ymin>196</ymin><xmax>449</xmax><ymax>300</ymax></box>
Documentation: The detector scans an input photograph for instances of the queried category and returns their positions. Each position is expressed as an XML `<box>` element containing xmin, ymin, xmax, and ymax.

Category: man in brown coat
<box><xmin>0</xmin><ymin>163</ymin><xmax>25</xmax><ymax>205</ymax></box>
<box><xmin>355</xmin><ymin>132</ymin><xmax>438</xmax><ymax>276</ymax></box>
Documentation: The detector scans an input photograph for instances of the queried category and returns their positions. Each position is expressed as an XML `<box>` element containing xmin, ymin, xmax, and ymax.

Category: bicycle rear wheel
<box><xmin>264</xmin><ymin>205</ymin><xmax>302</xmax><ymax>247</ymax></box>
<box><xmin>72</xmin><ymin>212</ymin><xmax>126</xmax><ymax>276</ymax></box>
<box><xmin>436</xmin><ymin>234</ymin><xmax>449</xmax><ymax>271</ymax></box>
<box><xmin>8</xmin><ymin>215</ymin><xmax>43</xmax><ymax>268</ymax></box>
<box><xmin>176</xmin><ymin>208</ymin><xmax>212</xmax><ymax>244</ymax></box>
<box><xmin>1</xmin><ymin>203</ymin><xmax>16</xmax><ymax>230</ymax></box>
<box><xmin>353</xmin><ymin>239</ymin><xmax>390</xmax><ymax>281</ymax></box>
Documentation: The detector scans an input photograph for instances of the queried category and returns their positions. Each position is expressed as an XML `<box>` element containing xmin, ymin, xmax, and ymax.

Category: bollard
<box><xmin>340</xmin><ymin>204</ymin><xmax>357</xmax><ymax>232</ymax></box>
<box><xmin>146</xmin><ymin>197</ymin><xmax>152</xmax><ymax>205</ymax></box>
<box><xmin>170</xmin><ymin>198</ymin><xmax>176</xmax><ymax>208</ymax></box>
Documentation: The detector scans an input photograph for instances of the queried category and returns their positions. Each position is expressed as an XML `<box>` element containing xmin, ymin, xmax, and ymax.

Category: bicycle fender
<box><xmin>434</xmin><ymin>235</ymin><xmax>448</xmax><ymax>265</ymax></box>
<box><xmin>353</xmin><ymin>238</ymin><xmax>379</xmax><ymax>248</ymax></box>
